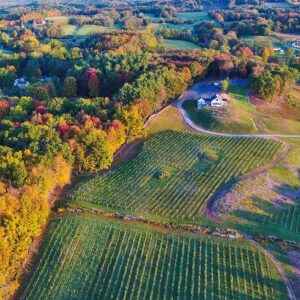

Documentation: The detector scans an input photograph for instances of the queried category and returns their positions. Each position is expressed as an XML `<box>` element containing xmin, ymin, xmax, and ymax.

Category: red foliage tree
<box><xmin>57</xmin><ymin>121</ymin><xmax>71</xmax><ymax>137</ymax></box>
<box><xmin>85</xmin><ymin>68</ymin><xmax>100</xmax><ymax>97</ymax></box>
<box><xmin>0</xmin><ymin>99</ymin><xmax>10</xmax><ymax>117</ymax></box>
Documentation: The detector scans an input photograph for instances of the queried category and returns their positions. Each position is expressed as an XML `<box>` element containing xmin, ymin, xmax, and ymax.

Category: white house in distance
<box><xmin>14</xmin><ymin>78</ymin><xmax>30</xmax><ymax>90</ymax></box>
<box><xmin>273</xmin><ymin>47</ymin><xmax>284</xmax><ymax>55</ymax></box>
<box><xmin>292</xmin><ymin>40</ymin><xmax>300</xmax><ymax>50</ymax></box>
<box><xmin>197</xmin><ymin>93</ymin><xmax>228</xmax><ymax>110</ymax></box>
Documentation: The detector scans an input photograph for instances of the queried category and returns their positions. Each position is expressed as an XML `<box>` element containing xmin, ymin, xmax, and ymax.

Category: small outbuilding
<box><xmin>14</xmin><ymin>78</ymin><xmax>29</xmax><ymax>89</ymax></box>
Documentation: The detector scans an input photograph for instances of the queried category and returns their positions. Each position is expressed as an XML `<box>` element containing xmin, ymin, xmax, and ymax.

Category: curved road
<box><xmin>177</xmin><ymin>100</ymin><xmax>300</xmax><ymax>139</ymax></box>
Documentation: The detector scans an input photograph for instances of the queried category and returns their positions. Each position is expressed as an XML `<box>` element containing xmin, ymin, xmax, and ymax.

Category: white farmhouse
<box><xmin>292</xmin><ymin>40</ymin><xmax>300</xmax><ymax>50</ymax></box>
<box><xmin>273</xmin><ymin>47</ymin><xmax>284</xmax><ymax>54</ymax></box>
<box><xmin>211</xmin><ymin>94</ymin><xmax>226</xmax><ymax>107</ymax></box>
<box><xmin>14</xmin><ymin>78</ymin><xmax>29</xmax><ymax>89</ymax></box>
<box><xmin>197</xmin><ymin>98</ymin><xmax>207</xmax><ymax>110</ymax></box>
<box><xmin>197</xmin><ymin>94</ymin><xmax>227</xmax><ymax>110</ymax></box>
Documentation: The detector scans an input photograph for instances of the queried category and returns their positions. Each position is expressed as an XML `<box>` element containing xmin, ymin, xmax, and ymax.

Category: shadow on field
<box><xmin>230</xmin><ymin>191</ymin><xmax>300</xmax><ymax>242</ymax></box>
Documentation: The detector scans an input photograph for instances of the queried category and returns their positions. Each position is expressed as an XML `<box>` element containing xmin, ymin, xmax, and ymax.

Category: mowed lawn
<box><xmin>21</xmin><ymin>215</ymin><xmax>287</xmax><ymax>300</ymax></box>
<box><xmin>61</xmin><ymin>24</ymin><xmax>112</xmax><ymax>36</ymax></box>
<box><xmin>163</xmin><ymin>39</ymin><xmax>201</xmax><ymax>50</ymax></box>
<box><xmin>69</xmin><ymin>131</ymin><xmax>281</xmax><ymax>222</ymax></box>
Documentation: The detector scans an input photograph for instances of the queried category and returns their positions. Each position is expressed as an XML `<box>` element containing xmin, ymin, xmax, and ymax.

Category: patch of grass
<box><xmin>182</xmin><ymin>97</ymin><xmax>257</xmax><ymax>134</ymax></box>
<box><xmin>269</xmin><ymin>166</ymin><xmax>300</xmax><ymax>189</ymax></box>
<box><xmin>163</xmin><ymin>39</ymin><xmax>201</xmax><ymax>50</ymax></box>
<box><xmin>76</xmin><ymin>25</ymin><xmax>108</xmax><ymax>36</ymax></box>
<box><xmin>159</xmin><ymin>23</ymin><xmax>195</xmax><ymax>30</ymax></box>
<box><xmin>228</xmin><ymin>83</ymin><xmax>249</xmax><ymax>103</ymax></box>
<box><xmin>257</xmin><ymin>115</ymin><xmax>300</xmax><ymax>134</ymax></box>
<box><xmin>46</xmin><ymin>15</ymin><xmax>71</xmax><ymax>25</ymax></box>
<box><xmin>286</xmin><ymin>143</ymin><xmax>300</xmax><ymax>166</ymax></box>
<box><xmin>60</xmin><ymin>24</ymin><xmax>113</xmax><ymax>37</ymax></box>
<box><xmin>61</xmin><ymin>24</ymin><xmax>77</xmax><ymax>35</ymax></box>
<box><xmin>146</xmin><ymin>105</ymin><xmax>187</xmax><ymax>135</ymax></box>
<box><xmin>176</xmin><ymin>11</ymin><xmax>211</xmax><ymax>23</ymax></box>
<box><xmin>241</xmin><ymin>35</ymin><xmax>284</xmax><ymax>49</ymax></box>
<box><xmin>182</xmin><ymin>100</ymin><xmax>220</xmax><ymax>129</ymax></box>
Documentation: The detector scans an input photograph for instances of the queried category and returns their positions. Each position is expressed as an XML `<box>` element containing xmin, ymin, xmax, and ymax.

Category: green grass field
<box><xmin>69</xmin><ymin>131</ymin><xmax>281</xmax><ymax>222</ymax></box>
<box><xmin>22</xmin><ymin>214</ymin><xmax>287</xmax><ymax>300</ymax></box>
<box><xmin>176</xmin><ymin>11</ymin><xmax>211</xmax><ymax>23</ymax></box>
<box><xmin>60</xmin><ymin>24</ymin><xmax>112</xmax><ymax>36</ymax></box>
<box><xmin>163</xmin><ymin>39</ymin><xmax>201</xmax><ymax>50</ymax></box>
<box><xmin>146</xmin><ymin>105</ymin><xmax>188</xmax><ymax>135</ymax></box>
<box><xmin>241</xmin><ymin>35</ymin><xmax>285</xmax><ymax>49</ymax></box>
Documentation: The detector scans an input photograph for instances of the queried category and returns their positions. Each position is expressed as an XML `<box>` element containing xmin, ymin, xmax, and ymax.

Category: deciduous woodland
<box><xmin>0</xmin><ymin>0</ymin><xmax>299</xmax><ymax>299</ymax></box>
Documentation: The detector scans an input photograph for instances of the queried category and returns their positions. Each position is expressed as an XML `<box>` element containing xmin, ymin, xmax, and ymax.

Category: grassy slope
<box><xmin>145</xmin><ymin>105</ymin><xmax>188</xmax><ymax>135</ymax></box>
<box><xmin>22</xmin><ymin>214</ymin><xmax>287</xmax><ymax>300</ymax></box>
<box><xmin>69</xmin><ymin>130</ymin><xmax>281</xmax><ymax>223</ymax></box>
<box><xmin>183</xmin><ymin>83</ymin><xmax>300</xmax><ymax>134</ymax></box>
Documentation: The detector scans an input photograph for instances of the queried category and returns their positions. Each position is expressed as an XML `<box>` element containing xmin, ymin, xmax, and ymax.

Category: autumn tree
<box><xmin>0</xmin><ymin>147</ymin><xmax>27</xmax><ymax>187</ymax></box>
<box><xmin>85</xmin><ymin>68</ymin><xmax>100</xmax><ymax>98</ymax></box>
<box><xmin>261</xmin><ymin>47</ymin><xmax>273</xmax><ymax>64</ymax></box>
<box><xmin>221</xmin><ymin>78</ymin><xmax>230</xmax><ymax>92</ymax></box>
<box><xmin>73</xmin><ymin>127</ymin><xmax>112</xmax><ymax>173</ymax></box>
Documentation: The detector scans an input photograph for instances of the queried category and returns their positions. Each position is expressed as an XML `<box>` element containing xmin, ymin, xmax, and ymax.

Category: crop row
<box><xmin>22</xmin><ymin>215</ymin><xmax>287</xmax><ymax>300</ymax></box>
<box><xmin>70</xmin><ymin>131</ymin><xmax>282</xmax><ymax>220</ymax></box>
<box><xmin>263</xmin><ymin>205</ymin><xmax>300</xmax><ymax>234</ymax></box>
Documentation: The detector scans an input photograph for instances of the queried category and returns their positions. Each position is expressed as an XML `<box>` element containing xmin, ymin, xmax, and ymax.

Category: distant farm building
<box><xmin>292</xmin><ymin>40</ymin><xmax>300</xmax><ymax>50</ymax></box>
<box><xmin>197</xmin><ymin>94</ymin><xmax>228</xmax><ymax>110</ymax></box>
<box><xmin>14</xmin><ymin>78</ymin><xmax>29</xmax><ymax>89</ymax></box>
<box><xmin>32</xmin><ymin>19</ymin><xmax>46</xmax><ymax>27</ymax></box>
<box><xmin>273</xmin><ymin>47</ymin><xmax>284</xmax><ymax>54</ymax></box>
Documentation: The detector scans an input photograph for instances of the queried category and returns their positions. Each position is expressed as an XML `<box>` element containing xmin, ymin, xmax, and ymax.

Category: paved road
<box><xmin>177</xmin><ymin>80</ymin><xmax>300</xmax><ymax>139</ymax></box>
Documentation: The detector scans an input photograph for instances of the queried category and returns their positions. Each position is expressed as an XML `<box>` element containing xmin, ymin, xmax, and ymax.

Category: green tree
<box><xmin>63</xmin><ymin>76</ymin><xmax>77</xmax><ymax>98</ymax></box>
<box><xmin>221</xmin><ymin>78</ymin><xmax>230</xmax><ymax>92</ymax></box>
<box><xmin>74</xmin><ymin>128</ymin><xmax>112</xmax><ymax>173</ymax></box>
<box><xmin>251</xmin><ymin>71</ymin><xmax>276</xmax><ymax>101</ymax></box>
<box><xmin>0</xmin><ymin>146</ymin><xmax>27</xmax><ymax>187</ymax></box>
<box><xmin>24</xmin><ymin>59</ymin><xmax>42</xmax><ymax>80</ymax></box>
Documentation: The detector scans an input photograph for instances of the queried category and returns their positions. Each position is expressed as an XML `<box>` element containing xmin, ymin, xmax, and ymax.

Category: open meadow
<box><xmin>163</xmin><ymin>39</ymin><xmax>201</xmax><ymax>50</ymax></box>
